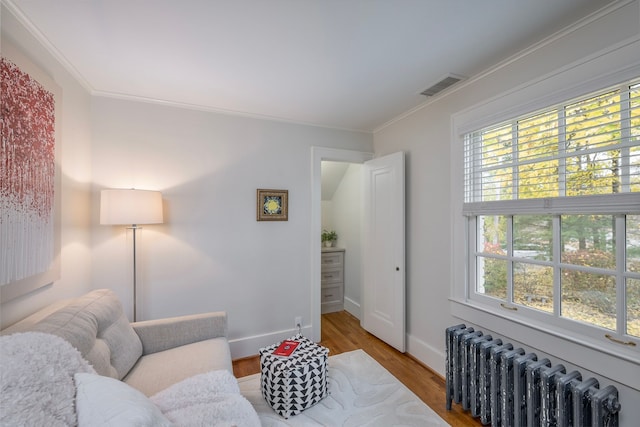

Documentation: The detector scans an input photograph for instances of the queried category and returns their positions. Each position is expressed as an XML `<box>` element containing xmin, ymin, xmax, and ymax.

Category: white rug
<box><xmin>237</xmin><ymin>349</ymin><xmax>450</xmax><ymax>426</ymax></box>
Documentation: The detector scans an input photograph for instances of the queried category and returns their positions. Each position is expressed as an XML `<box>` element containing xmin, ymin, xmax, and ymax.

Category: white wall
<box><xmin>320</xmin><ymin>200</ymin><xmax>333</xmax><ymax>230</ymax></box>
<box><xmin>90</xmin><ymin>96</ymin><xmax>372</xmax><ymax>357</ymax></box>
<box><xmin>373</xmin><ymin>2</ymin><xmax>640</xmax><ymax>425</ymax></box>
<box><xmin>1</xmin><ymin>5</ymin><xmax>93</xmax><ymax>328</ymax></box>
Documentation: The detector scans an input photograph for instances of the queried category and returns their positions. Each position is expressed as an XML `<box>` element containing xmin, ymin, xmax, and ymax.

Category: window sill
<box><xmin>449</xmin><ymin>298</ymin><xmax>640</xmax><ymax>391</ymax></box>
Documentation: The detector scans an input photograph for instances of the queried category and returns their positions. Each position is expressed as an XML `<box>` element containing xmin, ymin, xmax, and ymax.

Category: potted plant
<box><xmin>321</xmin><ymin>229</ymin><xmax>338</xmax><ymax>247</ymax></box>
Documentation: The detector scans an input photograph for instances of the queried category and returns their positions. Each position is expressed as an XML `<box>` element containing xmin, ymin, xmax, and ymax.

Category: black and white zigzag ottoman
<box><xmin>259</xmin><ymin>334</ymin><xmax>329</xmax><ymax>418</ymax></box>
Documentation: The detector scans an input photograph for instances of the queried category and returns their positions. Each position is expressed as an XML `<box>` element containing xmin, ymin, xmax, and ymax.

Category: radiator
<box><xmin>446</xmin><ymin>324</ymin><xmax>622</xmax><ymax>427</ymax></box>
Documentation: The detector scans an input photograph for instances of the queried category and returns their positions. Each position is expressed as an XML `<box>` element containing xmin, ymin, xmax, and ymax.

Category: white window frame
<box><xmin>464</xmin><ymin>78</ymin><xmax>640</xmax><ymax>343</ymax></box>
<box><xmin>451</xmin><ymin>49</ymin><xmax>640</xmax><ymax>390</ymax></box>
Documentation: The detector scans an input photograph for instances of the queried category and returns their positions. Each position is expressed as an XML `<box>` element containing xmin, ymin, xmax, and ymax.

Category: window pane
<box><xmin>514</xmin><ymin>262</ymin><xmax>553</xmax><ymax>313</ymax></box>
<box><xmin>478</xmin><ymin>216</ymin><xmax>507</xmax><ymax>254</ymax></box>
<box><xmin>482</xmin><ymin>168</ymin><xmax>513</xmax><ymax>201</ymax></box>
<box><xmin>565</xmin><ymin>90</ymin><xmax>621</xmax><ymax>153</ymax></box>
<box><xmin>479</xmin><ymin>123</ymin><xmax>514</xmax><ymax>202</ymax></box>
<box><xmin>518</xmin><ymin>160</ymin><xmax>559</xmax><ymax>198</ymax></box>
<box><xmin>517</xmin><ymin>111</ymin><xmax>559</xmax><ymax>161</ymax></box>
<box><xmin>629</xmin><ymin>215</ymin><xmax>640</xmax><ymax>273</ymax></box>
<box><xmin>477</xmin><ymin>256</ymin><xmax>506</xmax><ymax>299</ymax></box>
<box><xmin>481</xmin><ymin>124</ymin><xmax>513</xmax><ymax>169</ymax></box>
<box><xmin>518</xmin><ymin>112</ymin><xmax>559</xmax><ymax>199</ymax></box>
<box><xmin>565</xmin><ymin>150</ymin><xmax>623</xmax><ymax>196</ymax></box>
<box><xmin>628</xmin><ymin>278</ymin><xmax>640</xmax><ymax>338</ymax></box>
<box><xmin>514</xmin><ymin>215</ymin><xmax>552</xmax><ymax>261</ymax></box>
<box><xmin>477</xmin><ymin>216</ymin><xmax>507</xmax><ymax>300</ymax></box>
<box><xmin>564</xmin><ymin>90</ymin><xmax>623</xmax><ymax>196</ymax></box>
<box><xmin>561</xmin><ymin>270</ymin><xmax>616</xmax><ymax>331</ymax></box>
<box><xmin>561</xmin><ymin>215</ymin><xmax>615</xmax><ymax>268</ymax></box>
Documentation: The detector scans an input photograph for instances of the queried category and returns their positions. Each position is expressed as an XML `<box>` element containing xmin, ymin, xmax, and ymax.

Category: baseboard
<box><xmin>230</xmin><ymin>323</ymin><xmax>446</xmax><ymax>379</ymax></box>
<box><xmin>229</xmin><ymin>325</ymin><xmax>313</xmax><ymax>360</ymax></box>
<box><xmin>343</xmin><ymin>297</ymin><xmax>360</xmax><ymax>319</ymax></box>
<box><xmin>407</xmin><ymin>333</ymin><xmax>445</xmax><ymax>377</ymax></box>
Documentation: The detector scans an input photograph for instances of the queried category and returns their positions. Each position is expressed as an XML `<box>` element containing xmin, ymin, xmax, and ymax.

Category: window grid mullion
<box><xmin>558</xmin><ymin>107</ymin><xmax>567</xmax><ymax>197</ymax></box>
<box><xmin>507</xmin><ymin>216</ymin><xmax>514</xmax><ymax>303</ymax></box>
<box><xmin>553</xmin><ymin>215</ymin><xmax>562</xmax><ymax>316</ymax></box>
<box><xmin>620</xmin><ymin>85</ymin><xmax>631</xmax><ymax>192</ymax></box>
<box><xmin>616</xmin><ymin>215</ymin><xmax>626</xmax><ymax>336</ymax></box>
<box><xmin>473</xmin><ymin>134</ymin><xmax>483</xmax><ymax>203</ymax></box>
<box><xmin>512</xmin><ymin>123</ymin><xmax>519</xmax><ymax>200</ymax></box>
<box><xmin>467</xmin><ymin>216</ymin><xmax>477</xmax><ymax>299</ymax></box>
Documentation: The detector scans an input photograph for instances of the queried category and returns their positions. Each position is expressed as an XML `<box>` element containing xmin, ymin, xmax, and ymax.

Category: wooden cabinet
<box><xmin>321</xmin><ymin>248</ymin><xmax>344</xmax><ymax>313</ymax></box>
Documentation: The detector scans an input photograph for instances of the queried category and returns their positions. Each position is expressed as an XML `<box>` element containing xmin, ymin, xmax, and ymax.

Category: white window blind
<box><xmin>464</xmin><ymin>81</ymin><xmax>640</xmax><ymax>214</ymax></box>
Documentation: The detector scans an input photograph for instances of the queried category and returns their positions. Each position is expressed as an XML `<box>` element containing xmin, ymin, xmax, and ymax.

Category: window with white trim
<box><xmin>463</xmin><ymin>79</ymin><xmax>640</xmax><ymax>342</ymax></box>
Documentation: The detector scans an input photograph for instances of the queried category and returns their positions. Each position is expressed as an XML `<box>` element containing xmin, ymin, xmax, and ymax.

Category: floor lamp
<box><xmin>100</xmin><ymin>189</ymin><xmax>163</xmax><ymax>322</ymax></box>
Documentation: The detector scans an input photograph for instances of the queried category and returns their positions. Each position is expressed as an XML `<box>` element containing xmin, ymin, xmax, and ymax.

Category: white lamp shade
<box><xmin>100</xmin><ymin>189</ymin><xmax>164</xmax><ymax>225</ymax></box>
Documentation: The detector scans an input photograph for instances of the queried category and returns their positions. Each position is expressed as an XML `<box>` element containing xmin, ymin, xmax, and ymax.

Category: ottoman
<box><xmin>259</xmin><ymin>334</ymin><xmax>329</xmax><ymax>418</ymax></box>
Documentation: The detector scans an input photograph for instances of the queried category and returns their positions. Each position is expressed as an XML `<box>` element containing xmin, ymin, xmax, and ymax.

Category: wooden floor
<box><xmin>232</xmin><ymin>310</ymin><xmax>482</xmax><ymax>426</ymax></box>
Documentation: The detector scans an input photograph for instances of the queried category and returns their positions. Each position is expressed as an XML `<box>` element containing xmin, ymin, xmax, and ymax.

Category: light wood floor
<box><xmin>232</xmin><ymin>310</ymin><xmax>482</xmax><ymax>426</ymax></box>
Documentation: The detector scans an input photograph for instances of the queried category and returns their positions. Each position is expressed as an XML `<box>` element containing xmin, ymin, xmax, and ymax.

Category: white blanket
<box><xmin>151</xmin><ymin>370</ymin><xmax>261</xmax><ymax>427</ymax></box>
<box><xmin>0</xmin><ymin>332</ymin><xmax>96</xmax><ymax>426</ymax></box>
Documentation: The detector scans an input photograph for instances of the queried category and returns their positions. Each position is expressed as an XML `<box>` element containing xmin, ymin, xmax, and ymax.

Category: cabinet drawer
<box><xmin>321</xmin><ymin>285</ymin><xmax>343</xmax><ymax>304</ymax></box>
<box><xmin>321</xmin><ymin>268</ymin><xmax>343</xmax><ymax>284</ymax></box>
<box><xmin>321</xmin><ymin>252</ymin><xmax>343</xmax><ymax>268</ymax></box>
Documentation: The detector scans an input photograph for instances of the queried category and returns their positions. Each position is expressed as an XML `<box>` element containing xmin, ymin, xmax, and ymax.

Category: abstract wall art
<box><xmin>1</xmin><ymin>53</ymin><xmax>61</xmax><ymax>302</ymax></box>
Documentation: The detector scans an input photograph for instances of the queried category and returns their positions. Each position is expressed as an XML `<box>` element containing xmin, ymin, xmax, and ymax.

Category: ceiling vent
<box><xmin>420</xmin><ymin>73</ymin><xmax>465</xmax><ymax>97</ymax></box>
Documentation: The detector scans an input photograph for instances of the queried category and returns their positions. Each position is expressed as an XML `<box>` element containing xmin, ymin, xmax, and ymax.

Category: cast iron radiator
<box><xmin>445</xmin><ymin>324</ymin><xmax>622</xmax><ymax>427</ymax></box>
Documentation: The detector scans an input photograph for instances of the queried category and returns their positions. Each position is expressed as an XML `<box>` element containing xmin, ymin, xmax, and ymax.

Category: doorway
<box><xmin>320</xmin><ymin>161</ymin><xmax>363</xmax><ymax>317</ymax></box>
<box><xmin>310</xmin><ymin>147</ymin><xmax>373</xmax><ymax>342</ymax></box>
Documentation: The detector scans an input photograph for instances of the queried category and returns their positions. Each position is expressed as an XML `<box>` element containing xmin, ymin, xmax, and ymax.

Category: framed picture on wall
<box><xmin>257</xmin><ymin>189</ymin><xmax>288</xmax><ymax>221</ymax></box>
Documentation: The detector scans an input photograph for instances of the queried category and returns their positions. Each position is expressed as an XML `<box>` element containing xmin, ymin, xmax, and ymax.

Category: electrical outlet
<box><xmin>294</xmin><ymin>316</ymin><xmax>302</xmax><ymax>329</ymax></box>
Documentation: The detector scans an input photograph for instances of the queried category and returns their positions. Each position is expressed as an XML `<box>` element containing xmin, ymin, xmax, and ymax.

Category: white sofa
<box><xmin>0</xmin><ymin>289</ymin><xmax>260</xmax><ymax>426</ymax></box>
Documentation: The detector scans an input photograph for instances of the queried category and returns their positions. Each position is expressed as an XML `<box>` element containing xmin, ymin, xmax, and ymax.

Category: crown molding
<box><xmin>2</xmin><ymin>0</ymin><xmax>94</xmax><ymax>93</ymax></box>
<box><xmin>94</xmin><ymin>90</ymin><xmax>372</xmax><ymax>135</ymax></box>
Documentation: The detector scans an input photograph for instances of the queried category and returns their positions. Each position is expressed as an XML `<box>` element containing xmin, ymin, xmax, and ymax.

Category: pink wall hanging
<box><xmin>1</xmin><ymin>53</ymin><xmax>61</xmax><ymax>302</ymax></box>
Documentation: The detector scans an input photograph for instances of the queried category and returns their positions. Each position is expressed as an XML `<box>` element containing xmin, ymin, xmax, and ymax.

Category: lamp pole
<box><xmin>130</xmin><ymin>224</ymin><xmax>139</xmax><ymax>322</ymax></box>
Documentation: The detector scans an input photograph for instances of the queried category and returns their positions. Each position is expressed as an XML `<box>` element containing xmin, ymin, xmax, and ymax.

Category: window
<box><xmin>464</xmin><ymin>79</ymin><xmax>640</xmax><ymax>341</ymax></box>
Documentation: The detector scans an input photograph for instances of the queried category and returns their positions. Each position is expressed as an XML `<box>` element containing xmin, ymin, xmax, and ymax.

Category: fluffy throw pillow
<box><xmin>0</xmin><ymin>331</ymin><xmax>96</xmax><ymax>426</ymax></box>
<box><xmin>74</xmin><ymin>373</ymin><xmax>173</xmax><ymax>427</ymax></box>
<box><xmin>151</xmin><ymin>370</ymin><xmax>261</xmax><ymax>427</ymax></box>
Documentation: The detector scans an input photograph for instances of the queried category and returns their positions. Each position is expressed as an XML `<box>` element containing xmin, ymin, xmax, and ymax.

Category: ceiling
<box><xmin>6</xmin><ymin>0</ymin><xmax>614</xmax><ymax>132</ymax></box>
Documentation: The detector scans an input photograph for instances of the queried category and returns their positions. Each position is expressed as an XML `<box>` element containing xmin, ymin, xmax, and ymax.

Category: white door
<box><xmin>362</xmin><ymin>151</ymin><xmax>405</xmax><ymax>352</ymax></box>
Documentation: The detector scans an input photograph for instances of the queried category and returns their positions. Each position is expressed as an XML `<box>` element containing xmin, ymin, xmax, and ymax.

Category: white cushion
<box><xmin>2</xmin><ymin>289</ymin><xmax>143</xmax><ymax>379</ymax></box>
<box><xmin>123</xmin><ymin>337</ymin><xmax>231</xmax><ymax>396</ymax></box>
<box><xmin>74</xmin><ymin>373</ymin><xmax>173</xmax><ymax>427</ymax></box>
